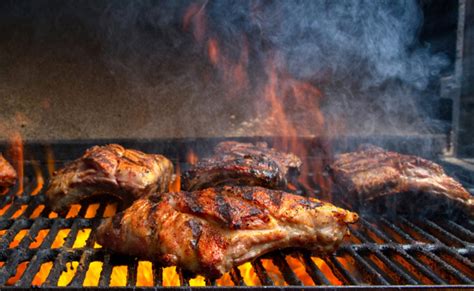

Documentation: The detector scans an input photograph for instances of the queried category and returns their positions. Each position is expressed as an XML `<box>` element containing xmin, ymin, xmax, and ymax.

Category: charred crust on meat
<box><xmin>269</xmin><ymin>190</ymin><xmax>283</xmax><ymax>206</ymax></box>
<box><xmin>299</xmin><ymin>199</ymin><xmax>323</xmax><ymax>209</ymax></box>
<box><xmin>147</xmin><ymin>193</ymin><xmax>162</xmax><ymax>204</ymax></box>
<box><xmin>183</xmin><ymin>191</ymin><xmax>203</xmax><ymax>214</ymax></box>
<box><xmin>187</xmin><ymin>219</ymin><xmax>202</xmax><ymax>250</ymax></box>
<box><xmin>215</xmin><ymin>193</ymin><xmax>234</xmax><ymax>227</ymax></box>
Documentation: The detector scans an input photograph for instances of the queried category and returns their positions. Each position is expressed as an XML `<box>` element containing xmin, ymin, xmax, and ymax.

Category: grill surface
<box><xmin>0</xmin><ymin>138</ymin><xmax>472</xmax><ymax>288</ymax></box>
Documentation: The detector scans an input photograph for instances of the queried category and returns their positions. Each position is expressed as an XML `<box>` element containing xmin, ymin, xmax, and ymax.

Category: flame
<box><xmin>182</xmin><ymin>2</ymin><xmax>330</xmax><ymax>198</ymax></box>
<box><xmin>169</xmin><ymin>163</ymin><xmax>181</xmax><ymax>192</ymax></box>
<box><xmin>45</xmin><ymin>146</ymin><xmax>55</xmax><ymax>177</ymax></box>
<box><xmin>262</xmin><ymin>62</ymin><xmax>331</xmax><ymax>199</ymax></box>
<box><xmin>208</xmin><ymin>38</ymin><xmax>219</xmax><ymax>65</ymax></box>
<box><xmin>136</xmin><ymin>261</ymin><xmax>153</xmax><ymax>286</ymax></box>
<box><xmin>162</xmin><ymin>266</ymin><xmax>180</xmax><ymax>286</ymax></box>
<box><xmin>183</xmin><ymin>2</ymin><xmax>208</xmax><ymax>43</ymax></box>
<box><xmin>238</xmin><ymin>262</ymin><xmax>259</xmax><ymax>285</ymax></box>
<box><xmin>8</xmin><ymin>133</ymin><xmax>24</xmax><ymax>195</ymax></box>
<box><xmin>31</xmin><ymin>161</ymin><xmax>44</xmax><ymax>196</ymax></box>
<box><xmin>186</xmin><ymin>149</ymin><xmax>199</xmax><ymax>166</ymax></box>
<box><xmin>312</xmin><ymin>257</ymin><xmax>342</xmax><ymax>285</ymax></box>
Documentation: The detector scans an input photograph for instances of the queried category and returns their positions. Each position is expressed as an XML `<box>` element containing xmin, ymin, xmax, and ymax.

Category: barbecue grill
<box><xmin>0</xmin><ymin>138</ymin><xmax>471</xmax><ymax>288</ymax></box>
<box><xmin>1</xmin><ymin>0</ymin><xmax>474</xmax><ymax>289</ymax></box>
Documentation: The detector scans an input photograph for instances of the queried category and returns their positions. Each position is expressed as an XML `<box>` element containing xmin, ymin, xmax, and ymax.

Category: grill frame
<box><xmin>0</xmin><ymin>137</ymin><xmax>472</xmax><ymax>288</ymax></box>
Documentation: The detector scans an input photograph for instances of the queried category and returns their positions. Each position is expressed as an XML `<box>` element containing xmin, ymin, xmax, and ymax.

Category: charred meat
<box><xmin>96</xmin><ymin>185</ymin><xmax>358</xmax><ymax>278</ymax></box>
<box><xmin>46</xmin><ymin>144</ymin><xmax>174</xmax><ymax>214</ymax></box>
<box><xmin>182</xmin><ymin>141</ymin><xmax>302</xmax><ymax>191</ymax></box>
<box><xmin>329</xmin><ymin>145</ymin><xmax>474</xmax><ymax>215</ymax></box>
<box><xmin>0</xmin><ymin>154</ymin><xmax>17</xmax><ymax>193</ymax></box>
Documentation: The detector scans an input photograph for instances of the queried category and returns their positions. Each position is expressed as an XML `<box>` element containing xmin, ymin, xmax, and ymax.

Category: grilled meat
<box><xmin>96</xmin><ymin>185</ymin><xmax>358</xmax><ymax>278</ymax></box>
<box><xmin>0</xmin><ymin>154</ymin><xmax>17</xmax><ymax>193</ymax></box>
<box><xmin>330</xmin><ymin>145</ymin><xmax>474</xmax><ymax>215</ymax></box>
<box><xmin>46</xmin><ymin>144</ymin><xmax>174</xmax><ymax>214</ymax></box>
<box><xmin>182</xmin><ymin>141</ymin><xmax>302</xmax><ymax>191</ymax></box>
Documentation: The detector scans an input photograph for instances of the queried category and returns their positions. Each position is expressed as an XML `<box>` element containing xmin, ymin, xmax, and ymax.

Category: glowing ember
<box><xmin>238</xmin><ymin>262</ymin><xmax>260</xmax><ymax>286</ymax></box>
<box><xmin>29</xmin><ymin>205</ymin><xmax>45</xmax><ymax>218</ymax></box>
<box><xmin>72</xmin><ymin>228</ymin><xmax>91</xmax><ymax>248</ymax></box>
<box><xmin>110</xmin><ymin>266</ymin><xmax>127</xmax><ymax>286</ymax></box>
<box><xmin>162</xmin><ymin>266</ymin><xmax>180</xmax><ymax>286</ymax></box>
<box><xmin>32</xmin><ymin>262</ymin><xmax>53</xmax><ymax>286</ymax></box>
<box><xmin>84</xmin><ymin>261</ymin><xmax>102</xmax><ymax>286</ymax></box>
<box><xmin>103</xmin><ymin>203</ymin><xmax>117</xmax><ymax>218</ymax></box>
<box><xmin>29</xmin><ymin>229</ymin><xmax>49</xmax><ymax>248</ymax></box>
<box><xmin>311</xmin><ymin>257</ymin><xmax>342</xmax><ymax>285</ymax></box>
<box><xmin>136</xmin><ymin>261</ymin><xmax>153</xmax><ymax>286</ymax></box>
<box><xmin>66</xmin><ymin>205</ymin><xmax>81</xmax><ymax>218</ymax></box>
<box><xmin>51</xmin><ymin>229</ymin><xmax>70</xmax><ymax>248</ymax></box>
<box><xmin>58</xmin><ymin>261</ymin><xmax>78</xmax><ymax>286</ymax></box>
<box><xmin>285</xmin><ymin>256</ymin><xmax>315</xmax><ymax>285</ymax></box>
<box><xmin>189</xmin><ymin>275</ymin><xmax>206</xmax><ymax>286</ymax></box>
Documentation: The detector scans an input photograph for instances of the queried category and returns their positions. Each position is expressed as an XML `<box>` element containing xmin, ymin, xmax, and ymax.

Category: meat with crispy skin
<box><xmin>182</xmin><ymin>141</ymin><xmax>302</xmax><ymax>191</ymax></box>
<box><xmin>0</xmin><ymin>154</ymin><xmax>17</xmax><ymax>193</ymax></box>
<box><xmin>329</xmin><ymin>145</ymin><xmax>474</xmax><ymax>215</ymax></box>
<box><xmin>46</xmin><ymin>144</ymin><xmax>174</xmax><ymax>214</ymax></box>
<box><xmin>96</xmin><ymin>186</ymin><xmax>358</xmax><ymax>278</ymax></box>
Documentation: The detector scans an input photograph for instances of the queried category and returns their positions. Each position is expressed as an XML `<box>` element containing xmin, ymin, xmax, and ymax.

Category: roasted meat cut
<box><xmin>0</xmin><ymin>154</ymin><xmax>17</xmax><ymax>193</ymax></box>
<box><xmin>96</xmin><ymin>186</ymin><xmax>358</xmax><ymax>278</ymax></box>
<box><xmin>182</xmin><ymin>141</ymin><xmax>302</xmax><ymax>191</ymax></box>
<box><xmin>329</xmin><ymin>145</ymin><xmax>474</xmax><ymax>215</ymax></box>
<box><xmin>46</xmin><ymin>144</ymin><xmax>174</xmax><ymax>214</ymax></box>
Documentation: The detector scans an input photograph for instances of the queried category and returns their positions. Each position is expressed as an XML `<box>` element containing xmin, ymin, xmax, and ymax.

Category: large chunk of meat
<box><xmin>329</xmin><ymin>145</ymin><xmax>474</xmax><ymax>215</ymax></box>
<box><xmin>182</xmin><ymin>141</ymin><xmax>302</xmax><ymax>191</ymax></box>
<box><xmin>46</xmin><ymin>144</ymin><xmax>174</xmax><ymax>214</ymax></box>
<box><xmin>96</xmin><ymin>186</ymin><xmax>358</xmax><ymax>278</ymax></box>
<box><xmin>0</xmin><ymin>154</ymin><xmax>17</xmax><ymax>193</ymax></box>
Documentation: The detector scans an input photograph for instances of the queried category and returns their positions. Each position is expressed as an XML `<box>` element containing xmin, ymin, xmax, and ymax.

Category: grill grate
<box><xmin>0</xmin><ymin>140</ymin><xmax>472</xmax><ymax>288</ymax></box>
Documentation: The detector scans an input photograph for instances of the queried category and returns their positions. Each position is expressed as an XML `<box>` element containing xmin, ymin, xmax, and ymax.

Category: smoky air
<box><xmin>0</xmin><ymin>0</ymin><xmax>450</xmax><ymax>147</ymax></box>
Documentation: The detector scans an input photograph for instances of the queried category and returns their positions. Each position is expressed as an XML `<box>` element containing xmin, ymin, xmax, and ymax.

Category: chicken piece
<box><xmin>96</xmin><ymin>186</ymin><xmax>358</xmax><ymax>278</ymax></box>
<box><xmin>46</xmin><ymin>144</ymin><xmax>174</xmax><ymax>214</ymax></box>
<box><xmin>0</xmin><ymin>154</ymin><xmax>17</xmax><ymax>193</ymax></box>
<box><xmin>329</xmin><ymin>145</ymin><xmax>474</xmax><ymax>215</ymax></box>
<box><xmin>182</xmin><ymin>141</ymin><xmax>302</xmax><ymax>191</ymax></box>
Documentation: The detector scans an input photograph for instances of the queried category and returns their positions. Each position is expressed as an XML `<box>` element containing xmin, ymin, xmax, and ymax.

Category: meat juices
<box><xmin>46</xmin><ymin>144</ymin><xmax>174</xmax><ymax>214</ymax></box>
<box><xmin>182</xmin><ymin>141</ymin><xmax>302</xmax><ymax>191</ymax></box>
<box><xmin>96</xmin><ymin>186</ymin><xmax>358</xmax><ymax>278</ymax></box>
<box><xmin>330</xmin><ymin>145</ymin><xmax>474</xmax><ymax>215</ymax></box>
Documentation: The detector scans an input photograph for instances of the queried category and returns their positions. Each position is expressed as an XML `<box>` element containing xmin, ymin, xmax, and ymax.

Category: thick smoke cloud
<box><xmin>0</xmin><ymin>0</ymin><xmax>449</xmax><ymax>141</ymax></box>
<box><xmin>94</xmin><ymin>0</ymin><xmax>449</xmax><ymax>136</ymax></box>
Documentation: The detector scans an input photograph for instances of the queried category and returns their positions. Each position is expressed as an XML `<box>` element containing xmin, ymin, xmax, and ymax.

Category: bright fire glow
<box><xmin>169</xmin><ymin>163</ymin><xmax>181</xmax><ymax>192</ymax></box>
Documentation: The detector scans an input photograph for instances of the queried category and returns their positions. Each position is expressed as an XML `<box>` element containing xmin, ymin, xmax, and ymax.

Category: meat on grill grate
<box><xmin>182</xmin><ymin>141</ymin><xmax>302</xmax><ymax>191</ymax></box>
<box><xmin>0</xmin><ymin>154</ymin><xmax>16</xmax><ymax>193</ymax></box>
<box><xmin>329</xmin><ymin>145</ymin><xmax>474</xmax><ymax>215</ymax></box>
<box><xmin>46</xmin><ymin>144</ymin><xmax>174</xmax><ymax>214</ymax></box>
<box><xmin>96</xmin><ymin>185</ymin><xmax>358</xmax><ymax>278</ymax></box>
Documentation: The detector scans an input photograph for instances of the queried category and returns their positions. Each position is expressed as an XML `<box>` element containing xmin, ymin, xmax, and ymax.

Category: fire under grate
<box><xmin>0</xmin><ymin>140</ymin><xmax>472</xmax><ymax>288</ymax></box>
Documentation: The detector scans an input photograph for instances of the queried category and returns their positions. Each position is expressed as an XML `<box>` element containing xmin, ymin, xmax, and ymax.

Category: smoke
<box><xmin>0</xmin><ymin>0</ymin><xmax>450</xmax><ymax>142</ymax></box>
<box><xmin>93</xmin><ymin>0</ymin><xmax>448</xmax><ymax>137</ymax></box>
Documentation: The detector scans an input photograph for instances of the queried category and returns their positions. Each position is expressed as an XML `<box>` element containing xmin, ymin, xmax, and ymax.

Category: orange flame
<box><xmin>186</xmin><ymin>149</ymin><xmax>199</xmax><ymax>166</ymax></box>
<box><xmin>169</xmin><ymin>162</ymin><xmax>181</xmax><ymax>192</ymax></box>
